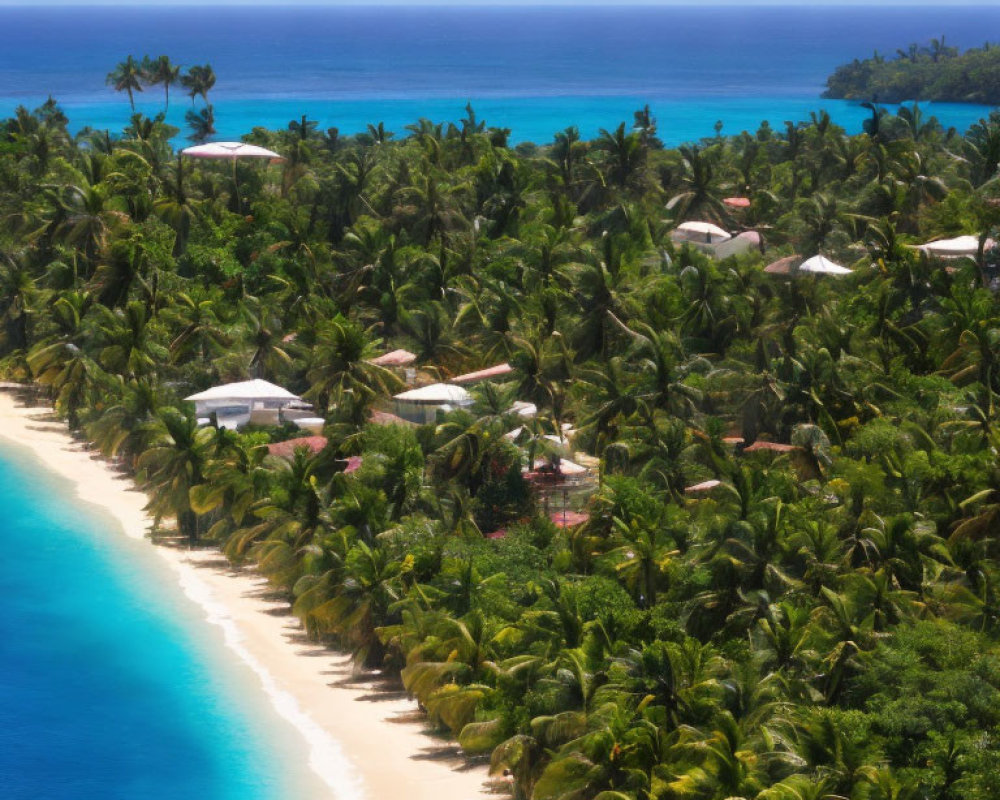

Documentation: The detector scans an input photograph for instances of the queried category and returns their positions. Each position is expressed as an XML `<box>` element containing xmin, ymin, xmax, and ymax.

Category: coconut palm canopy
<box><xmin>181</xmin><ymin>142</ymin><xmax>284</xmax><ymax>162</ymax></box>
<box><xmin>12</xmin><ymin>72</ymin><xmax>1000</xmax><ymax>800</ymax></box>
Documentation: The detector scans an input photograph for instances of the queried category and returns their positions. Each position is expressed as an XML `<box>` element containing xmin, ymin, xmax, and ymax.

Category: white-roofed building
<box><xmin>185</xmin><ymin>379</ymin><xmax>302</xmax><ymax>429</ymax></box>
<box><xmin>390</xmin><ymin>383</ymin><xmax>473</xmax><ymax>424</ymax></box>
<box><xmin>670</xmin><ymin>221</ymin><xmax>760</xmax><ymax>260</ymax></box>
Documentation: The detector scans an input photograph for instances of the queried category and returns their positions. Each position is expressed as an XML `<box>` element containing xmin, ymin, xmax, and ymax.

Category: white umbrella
<box><xmin>673</xmin><ymin>221</ymin><xmax>732</xmax><ymax>242</ymax></box>
<box><xmin>181</xmin><ymin>142</ymin><xmax>284</xmax><ymax>162</ymax></box>
<box><xmin>181</xmin><ymin>142</ymin><xmax>284</xmax><ymax>210</ymax></box>
<box><xmin>798</xmin><ymin>255</ymin><xmax>852</xmax><ymax>276</ymax></box>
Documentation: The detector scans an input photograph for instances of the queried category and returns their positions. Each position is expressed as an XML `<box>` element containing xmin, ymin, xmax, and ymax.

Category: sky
<box><xmin>0</xmin><ymin>0</ymin><xmax>987</xmax><ymax>5</ymax></box>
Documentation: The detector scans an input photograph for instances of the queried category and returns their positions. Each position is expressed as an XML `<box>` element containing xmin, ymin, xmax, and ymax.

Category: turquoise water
<box><xmin>27</xmin><ymin>94</ymin><xmax>998</xmax><ymax>149</ymax></box>
<box><xmin>1</xmin><ymin>6</ymin><xmax>998</xmax><ymax>145</ymax></box>
<box><xmin>0</xmin><ymin>438</ymin><xmax>324</xmax><ymax>799</ymax></box>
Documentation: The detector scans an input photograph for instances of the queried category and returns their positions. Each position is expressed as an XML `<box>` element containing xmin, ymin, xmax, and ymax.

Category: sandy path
<box><xmin>0</xmin><ymin>389</ymin><xmax>494</xmax><ymax>800</ymax></box>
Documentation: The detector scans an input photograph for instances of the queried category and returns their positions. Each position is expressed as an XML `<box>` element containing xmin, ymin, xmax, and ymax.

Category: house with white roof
<box><xmin>390</xmin><ymin>383</ymin><xmax>473</xmax><ymax>424</ymax></box>
<box><xmin>185</xmin><ymin>379</ymin><xmax>318</xmax><ymax>430</ymax></box>
<box><xmin>670</xmin><ymin>221</ymin><xmax>761</xmax><ymax>260</ymax></box>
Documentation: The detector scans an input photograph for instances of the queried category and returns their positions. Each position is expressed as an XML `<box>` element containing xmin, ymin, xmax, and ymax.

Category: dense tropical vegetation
<box><xmin>825</xmin><ymin>38</ymin><xmax>1000</xmax><ymax>104</ymax></box>
<box><xmin>4</xmin><ymin>69</ymin><xmax>1000</xmax><ymax>799</ymax></box>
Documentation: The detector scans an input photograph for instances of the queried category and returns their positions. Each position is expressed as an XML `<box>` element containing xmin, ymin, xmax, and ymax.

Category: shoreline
<box><xmin>0</xmin><ymin>390</ymin><xmax>494</xmax><ymax>800</ymax></box>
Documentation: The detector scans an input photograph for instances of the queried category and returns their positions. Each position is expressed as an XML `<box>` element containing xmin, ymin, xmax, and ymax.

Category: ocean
<box><xmin>0</xmin><ymin>5</ymin><xmax>998</xmax><ymax>145</ymax></box>
<box><xmin>0</xmin><ymin>440</ymin><xmax>326</xmax><ymax>800</ymax></box>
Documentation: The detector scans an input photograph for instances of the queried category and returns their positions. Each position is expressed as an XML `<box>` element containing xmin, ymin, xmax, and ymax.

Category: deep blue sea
<box><xmin>0</xmin><ymin>5</ymin><xmax>998</xmax><ymax>145</ymax></box>
<box><xmin>0</xmin><ymin>440</ymin><xmax>325</xmax><ymax>799</ymax></box>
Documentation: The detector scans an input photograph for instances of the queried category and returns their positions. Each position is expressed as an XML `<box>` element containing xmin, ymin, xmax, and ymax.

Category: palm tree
<box><xmin>668</xmin><ymin>145</ymin><xmax>726</xmax><ymax>221</ymax></box>
<box><xmin>185</xmin><ymin>105</ymin><xmax>215</xmax><ymax>143</ymax></box>
<box><xmin>163</xmin><ymin>290</ymin><xmax>230</xmax><ymax>364</ymax></box>
<box><xmin>304</xmin><ymin>314</ymin><xmax>403</xmax><ymax>417</ymax></box>
<box><xmin>136</xmin><ymin>407</ymin><xmax>214</xmax><ymax>541</ymax></box>
<box><xmin>86</xmin><ymin>377</ymin><xmax>161</xmax><ymax>468</ymax></box>
<box><xmin>154</xmin><ymin>158</ymin><xmax>201</xmax><ymax>255</ymax></box>
<box><xmin>93</xmin><ymin>301</ymin><xmax>168</xmax><ymax>380</ymax></box>
<box><xmin>0</xmin><ymin>249</ymin><xmax>37</xmax><ymax>355</ymax></box>
<box><xmin>960</xmin><ymin>114</ymin><xmax>1000</xmax><ymax>189</ymax></box>
<box><xmin>181</xmin><ymin>64</ymin><xmax>216</xmax><ymax>105</ymax></box>
<box><xmin>597</xmin><ymin>122</ymin><xmax>647</xmax><ymax>191</ymax></box>
<box><xmin>106</xmin><ymin>56</ymin><xmax>144</xmax><ymax>111</ymax></box>
<box><xmin>606</xmin><ymin>513</ymin><xmax>679</xmax><ymax>607</ymax></box>
<box><xmin>242</xmin><ymin>300</ymin><xmax>292</xmax><ymax>380</ymax></box>
<box><xmin>27</xmin><ymin>338</ymin><xmax>106</xmax><ymax>429</ymax></box>
<box><xmin>142</xmin><ymin>55</ymin><xmax>180</xmax><ymax>112</ymax></box>
<box><xmin>307</xmin><ymin>540</ymin><xmax>405</xmax><ymax>666</ymax></box>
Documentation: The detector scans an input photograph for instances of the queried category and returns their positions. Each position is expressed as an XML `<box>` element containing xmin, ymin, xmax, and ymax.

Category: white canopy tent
<box><xmin>915</xmin><ymin>235</ymin><xmax>993</xmax><ymax>259</ymax></box>
<box><xmin>798</xmin><ymin>255</ymin><xmax>852</xmax><ymax>275</ymax></box>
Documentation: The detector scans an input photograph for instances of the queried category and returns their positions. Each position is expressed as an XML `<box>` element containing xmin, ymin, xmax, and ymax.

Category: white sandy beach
<box><xmin>0</xmin><ymin>390</ymin><xmax>494</xmax><ymax>800</ymax></box>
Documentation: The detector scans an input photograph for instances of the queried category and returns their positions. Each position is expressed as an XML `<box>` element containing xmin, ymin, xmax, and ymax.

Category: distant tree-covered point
<box><xmin>824</xmin><ymin>38</ymin><xmax>1000</xmax><ymax>105</ymax></box>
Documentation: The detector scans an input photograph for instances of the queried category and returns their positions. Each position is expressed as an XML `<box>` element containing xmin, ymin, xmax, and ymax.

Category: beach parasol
<box><xmin>674</xmin><ymin>220</ymin><xmax>732</xmax><ymax>241</ymax></box>
<box><xmin>181</xmin><ymin>142</ymin><xmax>285</xmax><ymax>162</ymax></box>
<box><xmin>181</xmin><ymin>141</ymin><xmax>284</xmax><ymax>210</ymax></box>
<box><xmin>764</xmin><ymin>254</ymin><xmax>851</xmax><ymax>276</ymax></box>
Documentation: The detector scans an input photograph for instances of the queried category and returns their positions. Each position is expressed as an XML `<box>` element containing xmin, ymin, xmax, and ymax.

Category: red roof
<box><xmin>368</xmin><ymin>349</ymin><xmax>417</xmax><ymax>367</ymax></box>
<box><xmin>722</xmin><ymin>436</ymin><xmax>745</xmax><ymax>446</ymax></box>
<box><xmin>343</xmin><ymin>455</ymin><xmax>363</xmax><ymax>474</ymax></box>
<box><xmin>743</xmin><ymin>441</ymin><xmax>801</xmax><ymax>454</ymax></box>
<box><xmin>266</xmin><ymin>436</ymin><xmax>328</xmax><ymax>459</ymax></box>
<box><xmin>452</xmin><ymin>363</ymin><xmax>513</xmax><ymax>384</ymax></box>
<box><xmin>485</xmin><ymin>529</ymin><xmax>507</xmax><ymax>540</ymax></box>
<box><xmin>549</xmin><ymin>510</ymin><xmax>589</xmax><ymax>528</ymax></box>
<box><xmin>723</xmin><ymin>196</ymin><xmax>751</xmax><ymax>208</ymax></box>
<box><xmin>368</xmin><ymin>409</ymin><xmax>416</xmax><ymax>426</ymax></box>
<box><xmin>764</xmin><ymin>255</ymin><xmax>801</xmax><ymax>275</ymax></box>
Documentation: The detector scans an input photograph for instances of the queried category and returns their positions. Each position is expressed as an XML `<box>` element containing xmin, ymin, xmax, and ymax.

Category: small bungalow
<box><xmin>390</xmin><ymin>383</ymin><xmax>473</xmax><ymax>424</ymax></box>
<box><xmin>185</xmin><ymin>379</ymin><xmax>302</xmax><ymax>429</ymax></box>
<box><xmin>670</xmin><ymin>221</ymin><xmax>760</xmax><ymax>260</ymax></box>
